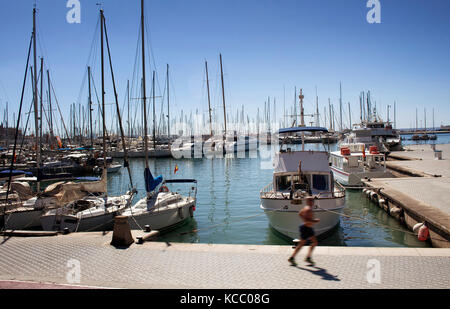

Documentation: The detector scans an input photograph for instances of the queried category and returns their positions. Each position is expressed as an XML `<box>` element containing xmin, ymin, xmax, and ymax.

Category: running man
<box><xmin>288</xmin><ymin>196</ymin><xmax>320</xmax><ymax>266</ymax></box>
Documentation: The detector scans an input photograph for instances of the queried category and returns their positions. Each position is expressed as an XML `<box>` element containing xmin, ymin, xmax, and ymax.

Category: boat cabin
<box><xmin>271</xmin><ymin>150</ymin><xmax>333</xmax><ymax>197</ymax></box>
<box><xmin>330</xmin><ymin>143</ymin><xmax>386</xmax><ymax>172</ymax></box>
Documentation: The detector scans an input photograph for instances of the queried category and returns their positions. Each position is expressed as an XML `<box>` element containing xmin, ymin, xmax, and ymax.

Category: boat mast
<box><xmin>348</xmin><ymin>102</ymin><xmax>351</xmax><ymax>129</ymax></box>
<box><xmin>141</xmin><ymin>0</ymin><xmax>149</xmax><ymax>168</ymax></box>
<box><xmin>32</xmin><ymin>7</ymin><xmax>41</xmax><ymax>193</ymax></box>
<box><xmin>167</xmin><ymin>64</ymin><xmax>170</xmax><ymax>139</ymax></box>
<box><xmin>152</xmin><ymin>70</ymin><xmax>156</xmax><ymax>150</ymax></box>
<box><xmin>205</xmin><ymin>60</ymin><xmax>212</xmax><ymax>136</ymax></box>
<box><xmin>88</xmin><ymin>66</ymin><xmax>94</xmax><ymax>148</ymax></box>
<box><xmin>47</xmin><ymin>70</ymin><xmax>54</xmax><ymax>148</ymax></box>
<box><xmin>219</xmin><ymin>54</ymin><xmax>227</xmax><ymax>134</ymax></box>
<box><xmin>299</xmin><ymin>89</ymin><xmax>305</xmax><ymax>151</ymax></box>
<box><xmin>339</xmin><ymin>82</ymin><xmax>342</xmax><ymax>131</ymax></box>
<box><xmin>315</xmin><ymin>87</ymin><xmax>319</xmax><ymax>127</ymax></box>
<box><xmin>100</xmin><ymin>9</ymin><xmax>107</xmax><ymax>171</ymax></box>
<box><xmin>39</xmin><ymin>57</ymin><xmax>43</xmax><ymax>147</ymax></box>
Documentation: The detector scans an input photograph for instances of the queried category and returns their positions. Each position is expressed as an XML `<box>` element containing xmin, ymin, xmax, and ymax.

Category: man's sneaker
<box><xmin>305</xmin><ymin>257</ymin><xmax>315</xmax><ymax>265</ymax></box>
<box><xmin>288</xmin><ymin>257</ymin><xmax>297</xmax><ymax>266</ymax></box>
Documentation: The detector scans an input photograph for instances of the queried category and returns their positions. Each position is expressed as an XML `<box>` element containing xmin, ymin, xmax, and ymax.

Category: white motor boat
<box><xmin>330</xmin><ymin>143</ymin><xmax>393</xmax><ymax>187</ymax></box>
<box><xmin>122</xmin><ymin>178</ymin><xmax>197</xmax><ymax>232</ymax></box>
<box><xmin>260</xmin><ymin>126</ymin><xmax>346</xmax><ymax>240</ymax></box>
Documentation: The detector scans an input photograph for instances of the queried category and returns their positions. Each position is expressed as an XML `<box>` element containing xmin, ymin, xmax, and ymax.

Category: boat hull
<box><xmin>124</xmin><ymin>197</ymin><xmax>195</xmax><ymax>232</ymax></box>
<box><xmin>40</xmin><ymin>211</ymin><xmax>119</xmax><ymax>232</ymax></box>
<box><xmin>260</xmin><ymin>196</ymin><xmax>345</xmax><ymax>240</ymax></box>
<box><xmin>331</xmin><ymin>166</ymin><xmax>393</xmax><ymax>187</ymax></box>
<box><xmin>2</xmin><ymin>209</ymin><xmax>43</xmax><ymax>230</ymax></box>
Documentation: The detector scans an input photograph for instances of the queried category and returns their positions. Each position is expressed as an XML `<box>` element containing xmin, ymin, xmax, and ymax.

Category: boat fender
<box><xmin>370</xmin><ymin>191</ymin><xmax>378</xmax><ymax>202</ymax></box>
<box><xmin>159</xmin><ymin>185</ymin><xmax>169</xmax><ymax>193</ymax></box>
<box><xmin>418</xmin><ymin>224</ymin><xmax>429</xmax><ymax>242</ymax></box>
<box><xmin>390</xmin><ymin>206</ymin><xmax>402</xmax><ymax>219</ymax></box>
<box><xmin>378</xmin><ymin>199</ymin><xmax>385</xmax><ymax>207</ymax></box>
<box><xmin>413</xmin><ymin>222</ymin><xmax>424</xmax><ymax>233</ymax></box>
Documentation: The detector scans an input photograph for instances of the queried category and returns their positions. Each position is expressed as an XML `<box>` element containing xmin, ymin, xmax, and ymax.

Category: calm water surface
<box><xmin>106</xmin><ymin>134</ymin><xmax>450</xmax><ymax>247</ymax></box>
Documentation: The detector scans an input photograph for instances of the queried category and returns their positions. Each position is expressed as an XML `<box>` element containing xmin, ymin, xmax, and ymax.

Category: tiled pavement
<box><xmin>0</xmin><ymin>232</ymin><xmax>449</xmax><ymax>289</ymax></box>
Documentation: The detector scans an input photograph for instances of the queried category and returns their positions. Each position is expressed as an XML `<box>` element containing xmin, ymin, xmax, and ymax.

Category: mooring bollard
<box><xmin>111</xmin><ymin>215</ymin><xmax>134</xmax><ymax>247</ymax></box>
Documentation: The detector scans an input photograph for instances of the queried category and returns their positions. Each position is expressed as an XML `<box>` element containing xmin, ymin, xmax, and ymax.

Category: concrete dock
<box><xmin>0</xmin><ymin>231</ymin><xmax>449</xmax><ymax>289</ymax></box>
<box><xmin>364</xmin><ymin>144</ymin><xmax>450</xmax><ymax>248</ymax></box>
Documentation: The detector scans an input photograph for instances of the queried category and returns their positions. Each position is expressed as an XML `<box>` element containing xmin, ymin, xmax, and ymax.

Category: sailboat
<box><xmin>122</xmin><ymin>0</ymin><xmax>197</xmax><ymax>232</ymax></box>
<box><xmin>260</xmin><ymin>90</ymin><xmax>346</xmax><ymax>239</ymax></box>
<box><xmin>1</xmin><ymin>7</ymin><xmax>48</xmax><ymax>230</ymax></box>
<box><xmin>40</xmin><ymin>8</ymin><xmax>135</xmax><ymax>232</ymax></box>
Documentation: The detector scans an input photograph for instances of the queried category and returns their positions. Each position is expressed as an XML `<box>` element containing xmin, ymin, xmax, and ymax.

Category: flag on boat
<box><xmin>362</xmin><ymin>144</ymin><xmax>366</xmax><ymax>159</ymax></box>
<box><xmin>174</xmin><ymin>164</ymin><xmax>179</xmax><ymax>174</ymax></box>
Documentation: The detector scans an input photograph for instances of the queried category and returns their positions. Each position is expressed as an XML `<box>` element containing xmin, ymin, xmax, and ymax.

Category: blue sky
<box><xmin>0</xmin><ymin>0</ymin><xmax>449</xmax><ymax>133</ymax></box>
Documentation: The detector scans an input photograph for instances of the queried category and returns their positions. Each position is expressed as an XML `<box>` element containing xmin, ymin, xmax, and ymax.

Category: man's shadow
<box><xmin>295</xmin><ymin>265</ymin><xmax>340</xmax><ymax>281</ymax></box>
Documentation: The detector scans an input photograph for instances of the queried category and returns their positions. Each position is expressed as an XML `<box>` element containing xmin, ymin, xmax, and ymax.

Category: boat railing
<box><xmin>260</xmin><ymin>182</ymin><xmax>277</xmax><ymax>199</ymax></box>
<box><xmin>315</xmin><ymin>182</ymin><xmax>346</xmax><ymax>199</ymax></box>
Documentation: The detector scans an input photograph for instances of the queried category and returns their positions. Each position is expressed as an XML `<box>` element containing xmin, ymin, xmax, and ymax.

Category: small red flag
<box><xmin>174</xmin><ymin>164</ymin><xmax>179</xmax><ymax>174</ymax></box>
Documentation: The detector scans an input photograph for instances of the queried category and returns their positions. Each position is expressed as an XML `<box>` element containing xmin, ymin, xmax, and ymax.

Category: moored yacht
<box><xmin>260</xmin><ymin>126</ymin><xmax>346</xmax><ymax>240</ymax></box>
<box><xmin>330</xmin><ymin>143</ymin><xmax>393</xmax><ymax>187</ymax></box>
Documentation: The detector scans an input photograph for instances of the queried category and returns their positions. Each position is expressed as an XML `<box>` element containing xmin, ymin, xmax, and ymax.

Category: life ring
<box><xmin>159</xmin><ymin>185</ymin><xmax>169</xmax><ymax>193</ymax></box>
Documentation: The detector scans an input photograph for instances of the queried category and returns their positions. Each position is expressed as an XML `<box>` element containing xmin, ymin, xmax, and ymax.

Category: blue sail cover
<box><xmin>144</xmin><ymin>167</ymin><xmax>163</xmax><ymax>192</ymax></box>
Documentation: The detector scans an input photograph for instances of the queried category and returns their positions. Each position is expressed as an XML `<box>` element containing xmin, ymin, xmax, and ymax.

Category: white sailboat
<box><xmin>40</xmin><ymin>8</ymin><xmax>136</xmax><ymax>232</ymax></box>
<box><xmin>260</xmin><ymin>90</ymin><xmax>346</xmax><ymax>240</ymax></box>
<box><xmin>122</xmin><ymin>0</ymin><xmax>197</xmax><ymax>232</ymax></box>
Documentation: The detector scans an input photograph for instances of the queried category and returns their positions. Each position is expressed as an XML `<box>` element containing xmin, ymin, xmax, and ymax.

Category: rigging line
<box><xmin>3</xmin><ymin>34</ymin><xmax>33</xmax><ymax>223</ymax></box>
<box><xmin>48</xmin><ymin>74</ymin><xmax>71</xmax><ymax>144</ymax></box>
<box><xmin>76</xmin><ymin>17</ymin><xmax>101</xmax><ymax>106</ymax></box>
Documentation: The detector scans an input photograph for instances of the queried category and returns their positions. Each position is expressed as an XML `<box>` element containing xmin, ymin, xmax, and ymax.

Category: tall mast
<box><xmin>100</xmin><ymin>9</ymin><xmax>107</xmax><ymax>170</ymax></box>
<box><xmin>394</xmin><ymin>101</ymin><xmax>396</xmax><ymax>129</ymax></box>
<box><xmin>328</xmin><ymin>98</ymin><xmax>332</xmax><ymax>131</ymax></box>
<box><xmin>299</xmin><ymin>89</ymin><xmax>304</xmax><ymax>127</ymax></box>
<box><xmin>127</xmin><ymin>79</ymin><xmax>130</xmax><ymax>138</ymax></box>
<box><xmin>348</xmin><ymin>102</ymin><xmax>351</xmax><ymax>129</ymax></box>
<box><xmin>141</xmin><ymin>0</ymin><xmax>149</xmax><ymax>167</ymax></box>
<box><xmin>315</xmin><ymin>86</ymin><xmax>319</xmax><ymax>127</ymax></box>
<box><xmin>47</xmin><ymin>70</ymin><xmax>54</xmax><ymax>146</ymax></box>
<box><xmin>359</xmin><ymin>94</ymin><xmax>363</xmax><ymax>124</ymax></box>
<box><xmin>205</xmin><ymin>60</ymin><xmax>212</xmax><ymax>136</ymax></box>
<box><xmin>32</xmin><ymin>7</ymin><xmax>41</xmax><ymax>193</ymax></box>
<box><xmin>424</xmin><ymin>107</ymin><xmax>427</xmax><ymax>132</ymax></box>
<box><xmin>88</xmin><ymin>66</ymin><xmax>94</xmax><ymax>148</ymax></box>
<box><xmin>415</xmin><ymin>108</ymin><xmax>418</xmax><ymax>132</ymax></box>
<box><xmin>152</xmin><ymin>70</ymin><xmax>156</xmax><ymax>149</ymax></box>
<box><xmin>219</xmin><ymin>53</ymin><xmax>227</xmax><ymax>134</ymax></box>
<box><xmin>339</xmin><ymin>82</ymin><xmax>342</xmax><ymax>131</ymax></box>
<box><xmin>283</xmin><ymin>85</ymin><xmax>286</xmax><ymax>128</ymax></box>
<box><xmin>299</xmin><ymin>89</ymin><xmax>305</xmax><ymax>150</ymax></box>
<box><xmin>166</xmin><ymin>64</ymin><xmax>170</xmax><ymax>138</ymax></box>
<box><xmin>39</xmin><ymin>57</ymin><xmax>43</xmax><ymax>146</ymax></box>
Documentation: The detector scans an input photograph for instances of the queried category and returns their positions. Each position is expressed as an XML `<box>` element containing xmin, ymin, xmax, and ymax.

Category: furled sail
<box><xmin>144</xmin><ymin>167</ymin><xmax>163</xmax><ymax>192</ymax></box>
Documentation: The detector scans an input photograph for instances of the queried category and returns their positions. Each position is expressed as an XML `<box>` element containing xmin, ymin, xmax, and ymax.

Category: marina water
<box><xmin>107</xmin><ymin>134</ymin><xmax>450</xmax><ymax>247</ymax></box>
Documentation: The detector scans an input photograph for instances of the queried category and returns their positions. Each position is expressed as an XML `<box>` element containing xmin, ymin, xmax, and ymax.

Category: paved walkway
<box><xmin>0</xmin><ymin>232</ymin><xmax>449</xmax><ymax>289</ymax></box>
